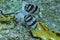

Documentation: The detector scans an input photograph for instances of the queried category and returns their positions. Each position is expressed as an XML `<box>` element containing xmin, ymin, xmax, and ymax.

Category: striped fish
<box><xmin>24</xmin><ymin>14</ymin><xmax>37</xmax><ymax>29</ymax></box>
<box><xmin>24</xmin><ymin>3</ymin><xmax>40</xmax><ymax>15</ymax></box>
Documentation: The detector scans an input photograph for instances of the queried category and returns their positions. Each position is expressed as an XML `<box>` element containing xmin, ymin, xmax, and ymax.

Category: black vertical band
<box><xmin>32</xmin><ymin>5</ymin><xmax>38</xmax><ymax>13</ymax></box>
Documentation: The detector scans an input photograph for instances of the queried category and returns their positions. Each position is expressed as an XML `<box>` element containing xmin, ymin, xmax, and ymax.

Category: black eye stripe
<box><xmin>32</xmin><ymin>5</ymin><xmax>38</xmax><ymax>13</ymax></box>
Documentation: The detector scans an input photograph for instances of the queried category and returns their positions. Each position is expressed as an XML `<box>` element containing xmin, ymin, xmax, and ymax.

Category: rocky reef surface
<box><xmin>0</xmin><ymin>0</ymin><xmax>60</xmax><ymax>40</ymax></box>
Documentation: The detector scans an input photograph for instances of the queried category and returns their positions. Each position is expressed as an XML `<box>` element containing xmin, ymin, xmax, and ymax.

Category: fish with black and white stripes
<box><xmin>24</xmin><ymin>3</ymin><xmax>40</xmax><ymax>15</ymax></box>
<box><xmin>24</xmin><ymin>14</ymin><xmax>37</xmax><ymax>29</ymax></box>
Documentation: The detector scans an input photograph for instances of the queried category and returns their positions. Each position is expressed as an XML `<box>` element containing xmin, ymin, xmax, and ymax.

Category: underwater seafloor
<box><xmin>0</xmin><ymin>0</ymin><xmax>60</xmax><ymax>40</ymax></box>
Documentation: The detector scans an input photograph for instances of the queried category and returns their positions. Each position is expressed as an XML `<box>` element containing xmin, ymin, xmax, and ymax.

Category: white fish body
<box><xmin>15</xmin><ymin>1</ymin><xmax>28</xmax><ymax>22</ymax></box>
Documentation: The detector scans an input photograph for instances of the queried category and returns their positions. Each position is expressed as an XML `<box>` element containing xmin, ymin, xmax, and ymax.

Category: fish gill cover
<box><xmin>0</xmin><ymin>0</ymin><xmax>60</xmax><ymax>40</ymax></box>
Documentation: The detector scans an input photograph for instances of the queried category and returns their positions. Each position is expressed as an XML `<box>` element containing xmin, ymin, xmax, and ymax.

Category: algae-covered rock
<box><xmin>0</xmin><ymin>0</ymin><xmax>60</xmax><ymax>40</ymax></box>
<box><xmin>0</xmin><ymin>0</ymin><xmax>22</xmax><ymax>14</ymax></box>
<box><xmin>0</xmin><ymin>0</ymin><xmax>5</xmax><ymax>3</ymax></box>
